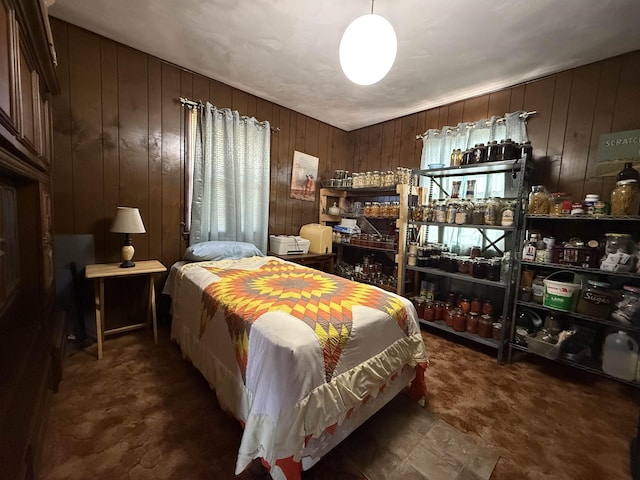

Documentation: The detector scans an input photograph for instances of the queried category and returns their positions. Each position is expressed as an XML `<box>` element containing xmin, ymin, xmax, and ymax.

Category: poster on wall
<box><xmin>596</xmin><ymin>129</ymin><xmax>640</xmax><ymax>176</ymax></box>
<box><xmin>290</xmin><ymin>150</ymin><xmax>319</xmax><ymax>202</ymax></box>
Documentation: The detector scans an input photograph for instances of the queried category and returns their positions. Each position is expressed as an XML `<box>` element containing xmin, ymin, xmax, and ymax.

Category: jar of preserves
<box><xmin>486</xmin><ymin>141</ymin><xmax>500</xmax><ymax>162</ymax></box>
<box><xmin>423</xmin><ymin>302</ymin><xmax>436</xmax><ymax>322</ymax></box>
<box><xmin>472</xmin><ymin>144</ymin><xmax>487</xmax><ymax>163</ymax></box>
<box><xmin>444</xmin><ymin>304</ymin><xmax>454</xmax><ymax>326</ymax></box>
<box><xmin>528</xmin><ymin>185</ymin><xmax>550</xmax><ymax>214</ymax></box>
<box><xmin>447</xmin><ymin>254</ymin><xmax>459</xmax><ymax>273</ymax></box>
<box><xmin>451</xmin><ymin>308</ymin><xmax>466</xmax><ymax>332</ymax></box>
<box><xmin>370</xmin><ymin>201</ymin><xmax>381</xmax><ymax>217</ymax></box>
<box><xmin>610</xmin><ymin>179</ymin><xmax>640</xmax><ymax>216</ymax></box>
<box><xmin>466</xmin><ymin>312</ymin><xmax>479</xmax><ymax>334</ymax></box>
<box><xmin>363</xmin><ymin>202</ymin><xmax>372</xmax><ymax>216</ymax></box>
<box><xmin>413</xmin><ymin>297</ymin><xmax>425</xmax><ymax>318</ymax></box>
<box><xmin>482</xmin><ymin>300</ymin><xmax>494</xmax><ymax>316</ymax></box>
<box><xmin>501</xmin><ymin>138</ymin><xmax>517</xmax><ymax>161</ymax></box>
<box><xmin>455</xmin><ymin>201</ymin><xmax>470</xmax><ymax>225</ymax></box>
<box><xmin>446</xmin><ymin>202</ymin><xmax>458</xmax><ymax>224</ymax></box>
<box><xmin>472</xmin><ymin>258</ymin><xmax>488</xmax><ymax>279</ymax></box>
<box><xmin>457</xmin><ymin>256</ymin><xmax>471</xmax><ymax>275</ymax></box>
<box><xmin>470</xmin><ymin>246</ymin><xmax>482</xmax><ymax>259</ymax></box>
<box><xmin>486</xmin><ymin>258</ymin><xmax>501</xmax><ymax>281</ymax></box>
<box><xmin>484</xmin><ymin>197</ymin><xmax>502</xmax><ymax>225</ymax></box>
<box><xmin>492</xmin><ymin>322</ymin><xmax>503</xmax><ymax>340</ymax></box>
<box><xmin>519</xmin><ymin>285</ymin><xmax>533</xmax><ymax>302</ymax></box>
<box><xmin>576</xmin><ymin>280</ymin><xmax>614</xmax><ymax>318</ymax></box>
<box><xmin>435</xmin><ymin>201</ymin><xmax>447</xmax><ymax>223</ymax></box>
<box><xmin>478</xmin><ymin>315</ymin><xmax>494</xmax><ymax>338</ymax></box>
<box><xmin>459</xmin><ymin>298</ymin><xmax>471</xmax><ymax>314</ymax></box>
<box><xmin>470</xmin><ymin>298</ymin><xmax>482</xmax><ymax>314</ymax></box>
<box><xmin>434</xmin><ymin>301</ymin><xmax>446</xmax><ymax>321</ymax></box>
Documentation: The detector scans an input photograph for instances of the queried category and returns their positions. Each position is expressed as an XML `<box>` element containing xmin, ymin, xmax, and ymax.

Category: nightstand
<box><xmin>85</xmin><ymin>259</ymin><xmax>167</xmax><ymax>359</ymax></box>
<box><xmin>268</xmin><ymin>251</ymin><xmax>336</xmax><ymax>273</ymax></box>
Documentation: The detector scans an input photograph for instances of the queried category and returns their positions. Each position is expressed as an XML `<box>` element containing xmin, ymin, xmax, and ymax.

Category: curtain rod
<box><xmin>415</xmin><ymin>110</ymin><xmax>537</xmax><ymax>140</ymax></box>
<box><xmin>178</xmin><ymin>97</ymin><xmax>280</xmax><ymax>133</ymax></box>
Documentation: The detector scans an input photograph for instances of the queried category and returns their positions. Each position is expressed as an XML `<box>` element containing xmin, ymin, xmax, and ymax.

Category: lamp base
<box><xmin>120</xmin><ymin>242</ymin><xmax>136</xmax><ymax>268</ymax></box>
<box><xmin>119</xmin><ymin>259</ymin><xmax>136</xmax><ymax>268</ymax></box>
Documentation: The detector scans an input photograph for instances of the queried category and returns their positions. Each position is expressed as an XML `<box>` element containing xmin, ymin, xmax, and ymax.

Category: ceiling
<box><xmin>48</xmin><ymin>0</ymin><xmax>640</xmax><ymax>132</ymax></box>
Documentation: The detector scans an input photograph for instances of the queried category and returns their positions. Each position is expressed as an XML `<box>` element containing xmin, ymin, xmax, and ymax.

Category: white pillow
<box><xmin>183</xmin><ymin>241</ymin><xmax>263</xmax><ymax>262</ymax></box>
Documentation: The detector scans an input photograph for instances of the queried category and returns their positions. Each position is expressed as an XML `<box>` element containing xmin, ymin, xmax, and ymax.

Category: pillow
<box><xmin>183</xmin><ymin>241</ymin><xmax>263</xmax><ymax>262</ymax></box>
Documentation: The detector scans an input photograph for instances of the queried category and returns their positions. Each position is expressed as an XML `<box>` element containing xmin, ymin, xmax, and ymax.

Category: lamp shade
<box><xmin>339</xmin><ymin>13</ymin><xmax>397</xmax><ymax>86</ymax></box>
<box><xmin>110</xmin><ymin>207</ymin><xmax>146</xmax><ymax>234</ymax></box>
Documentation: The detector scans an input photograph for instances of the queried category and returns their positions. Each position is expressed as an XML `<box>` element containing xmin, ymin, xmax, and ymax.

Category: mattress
<box><xmin>168</xmin><ymin>255</ymin><xmax>428</xmax><ymax>479</ymax></box>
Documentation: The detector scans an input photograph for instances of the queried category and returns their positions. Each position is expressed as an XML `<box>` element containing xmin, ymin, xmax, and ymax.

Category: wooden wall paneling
<box><xmin>147</xmin><ymin>58</ymin><xmax>163</xmax><ymax>262</ymax></box>
<box><xmin>437</xmin><ymin>106</ymin><xmax>449</xmax><ymax>130</ymax></box>
<box><xmin>446</xmin><ymin>102</ymin><xmax>463</xmax><ymax>128</ymax></box>
<box><xmin>381</xmin><ymin>120</ymin><xmax>396</xmax><ymax>169</ymax></box>
<box><xmin>209</xmin><ymin>78</ymin><xmax>232</xmax><ymax>109</ymax></box>
<box><xmin>520</xmin><ymin>76</ymin><xmax>555</xmax><ymax>187</ymax></box>
<box><xmin>100</xmin><ymin>39</ymin><xmax>119</xmax><ymax>264</ymax></box>
<box><xmin>160</xmin><ymin>62</ymin><xmax>182</xmax><ymax>267</ymax></box>
<box><xmin>192</xmin><ymin>74</ymin><xmax>209</xmax><ymax>107</ymax></box>
<box><xmin>462</xmin><ymin>94</ymin><xmax>489</xmax><ymax>123</ymax></box>
<box><xmin>68</xmin><ymin>28</ymin><xmax>104</xmax><ymax>254</ymax></box>
<box><xmin>584</xmin><ymin>57</ymin><xmax>622</xmax><ymax>199</ymax></box>
<box><xmin>368</xmin><ymin>123</ymin><xmax>384</xmax><ymax>171</ymax></box>
<box><xmin>291</xmin><ymin>112</ymin><xmax>306</xmax><ymax>231</ymax></box>
<box><xmin>611</xmin><ymin>50</ymin><xmax>640</xmax><ymax>132</ymax></box>
<box><xmin>284</xmin><ymin>109</ymin><xmax>296</xmax><ymax>234</ymax></box>
<box><xmin>543</xmin><ymin>72</ymin><xmax>572</xmax><ymax>191</ymax></box>
<box><xmin>273</xmin><ymin>106</ymin><xmax>290</xmax><ymax>235</ymax></box>
<box><xmin>268</xmin><ymin>105</ymin><xmax>280</xmax><ymax>234</ymax></box>
<box><xmin>355</xmin><ymin>128</ymin><xmax>369</xmax><ymax>172</ymax></box>
<box><xmin>316</xmin><ymin>121</ymin><xmax>329</xmax><ymax>185</ymax></box>
<box><xmin>556</xmin><ymin>63</ymin><xmax>600</xmax><ymax>199</ymax></box>
<box><xmin>390</xmin><ymin>118</ymin><xmax>403</xmax><ymax>168</ymax></box>
<box><xmin>231</xmin><ymin>89</ymin><xmax>248</xmax><ymax>116</ymax></box>
<box><xmin>303</xmin><ymin>116</ymin><xmax>319</xmax><ymax>225</ymax></box>
<box><xmin>118</xmin><ymin>46</ymin><xmax>150</xmax><ymax>259</ymax></box>
<box><xmin>487</xmin><ymin>89</ymin><xmax>511</xmax><ymax>119</ymax></box>
<box><xmin>399</xmin><ymin>114</ymin><xmax>418</xmax><ymax>169</ymax></box>
<box><xmin>509</xmin><ymin>84</ymin><xmax>525</xmax><ymax>111</ymax></box>
<box><xmin>50</xmin><ymin>20</ymin><xmax>72</xmax><ymax>233</ymax></box>
<box><xmin>413</xmin><ymin>111</ymin><xmax>426</xmax><ymax>167</ymax></box>
<box><xmin>178</xmin><ymin>70</ymin><xmax>192</xmax><ymax>256</ymax></box>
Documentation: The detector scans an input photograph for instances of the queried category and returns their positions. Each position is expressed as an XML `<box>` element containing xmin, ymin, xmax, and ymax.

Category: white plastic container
<box><xmin>602</xmin><ymin>331</ymin><xmax>639</xmax><ymax>381</ymax></box>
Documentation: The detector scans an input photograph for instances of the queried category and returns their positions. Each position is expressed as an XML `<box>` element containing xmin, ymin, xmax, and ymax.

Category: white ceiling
<box><xmin>49</xmin><ymin>0</ymin><xmax>640</xmax><ymax>132</ymax></box>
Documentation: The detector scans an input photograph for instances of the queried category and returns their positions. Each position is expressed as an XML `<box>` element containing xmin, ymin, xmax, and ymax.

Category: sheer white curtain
<box><xmin>190</xmin><ymin>103</ymin><xmax>271</xmax><ymax>253</ymax></box>
<box><xmin>418</xmin><ymin>111</ymin><xmax>530</xmax><ymax>254</ymax></box>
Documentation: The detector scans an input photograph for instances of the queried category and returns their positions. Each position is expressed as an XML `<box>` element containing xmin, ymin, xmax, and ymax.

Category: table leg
<box><xmin>94</xmin><ymin>279</ymin><xmax>104</xmax><ymax>360</ymax></box>
<box><xmin>149</xmin><ymin>276</ymin><xmax>158</xmax><ymax>344</ymax></box>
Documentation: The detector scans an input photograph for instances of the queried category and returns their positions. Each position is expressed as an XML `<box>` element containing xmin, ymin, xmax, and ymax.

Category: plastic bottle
<box><xmin>602</xmin><ymin>331</ymin><xmax>639</xmax><ymax>381</ymax></box>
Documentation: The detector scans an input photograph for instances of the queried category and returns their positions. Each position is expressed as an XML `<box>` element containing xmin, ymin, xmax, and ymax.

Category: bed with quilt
<box><xmin>166</xmin><ymin>242</ymin><xmax>428</xmax><ymax>480</ymax></box>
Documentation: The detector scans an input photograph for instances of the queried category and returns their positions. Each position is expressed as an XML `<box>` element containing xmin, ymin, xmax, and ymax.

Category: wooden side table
<box><xmin>85</xmin><ymin>259</ymin><xmax>167</xmax><ymax>359</ymax></box>
<box><xmin>269</xmin><ymin>251</ymin><xmax>336</xmax><ymax>273</ymax></box>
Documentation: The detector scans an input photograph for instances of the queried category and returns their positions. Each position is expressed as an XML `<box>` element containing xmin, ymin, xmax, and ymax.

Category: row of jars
<box><xmin>363</xmin><ymin>201</ymin><xmax>400</xmax><ymax>218</ymax></box>
<box><xmin>449</xmin><ymin>139</ymin><xmax>532</xmax><ymax>166</ymax></box>
<box><xmin>410</xmin><ymin>197</ymin><xmax>516</xmax><ymax>226</ymax></box>
<box><xmin>408</xmin><ymin>243</ymin><xmax>505</xmax><ymax>281</ymax></box>
<box><xmin>412</xmin><ymin>295</ymin><xmax>504</xmax><ymax>339</ymax></box>
<box><xmin>327</xmin><ymin>167</ymin><xmax>415</xmax><ymax>189</ymax></box>
<box><xmin>528</xmin><ymin>183</ymin><xmax>640</xmax><ymax>217</ymax></box>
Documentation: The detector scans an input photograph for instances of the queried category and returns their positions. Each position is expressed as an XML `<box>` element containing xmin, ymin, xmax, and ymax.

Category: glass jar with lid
<box><xmin>466</xmin><ymin>312</ymin><xmax>479</xmax><ymax>334</ymax></box>
<box><xmin>576</xmin><ymin>280</ymin><xmax>614</xmax><ymax>318</ymax></box>
<box><xmin>484</xmin><ymin>197</ymin><xmax>502</xmax><ymax>225</ymax></box>
<box><xmin>455</xmin><ymin>201</ymin><xmax>470</xmax><ymax>225</ymax></box>
<box><xmin>528</xmin><ymin>185</ymin><xmax>551</xmax><ymax>214</ymax></box>
<box><xmin>501</xmin><ymin>200</ymin><xmax>516</xmax><ymax>226</ymax></box>
<box><xmin>550</xmin><ymin>192</ymin><xmax>572</xmax><ymax>216</ymax></box>
<box><xmin>435</xmin><ymin>200</ymin><xmax>447</xmax><ymax>223</ymax></box>
<box><xmin>446</xmin><ymin>202</ymin><xmax>458</xmax><ymax>224</ymax></box>
<box><xmin>610</xmin><ymin>179</ymin><xmax>640</xmax><ymax>216</ymax></box>
<box><xmin>478</xmin><ymin>315</ymin><xmax>494</xmax><ymax>338</ymax></box>
<box><xmin>471</xmin><ymin>199</ymin><xmax>485</xmax><ymax>225</ymax></box>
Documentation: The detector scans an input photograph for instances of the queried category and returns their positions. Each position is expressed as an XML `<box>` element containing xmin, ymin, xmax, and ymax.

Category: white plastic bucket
<box><xmin>543</xmin><ymin>271</ymin><xmax>581</xmax><ymax>312</ymax></box>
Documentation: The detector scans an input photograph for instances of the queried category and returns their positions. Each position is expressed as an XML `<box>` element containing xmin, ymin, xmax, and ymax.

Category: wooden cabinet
<box><xmin>0</xmin><ymin>0</ymin><xmax>60</xmax><ymax>479</ymax></box>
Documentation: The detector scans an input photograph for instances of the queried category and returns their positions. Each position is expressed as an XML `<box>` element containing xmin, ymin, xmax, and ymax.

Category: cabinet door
<box><xmin>39</xmin><ymin>93</ymin><xmax>50</xmax><ymax>163</ymax></box>
<box><xmin>0</xmin><ymin>182</ymin><xmax>19</xmax><ymax>314</ymax></box>
<box><xmin>0</xmin><ymin>0</ymin><xmax>17</xmax><ymax>131</ymax></box>
<box><xmin>17</xmin><ymin>30</ymin><xmax>39</xmax><ymax>154</ymax></box>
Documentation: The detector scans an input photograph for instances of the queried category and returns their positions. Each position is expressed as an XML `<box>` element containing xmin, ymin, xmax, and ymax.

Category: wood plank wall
<box><xmin>351</xmin><ymin>50</ymin><xmax>640</xmax><ymax>202</ymax></box>
<box><xmin>49</xmin><ymin>19</ymin><xmax>351</xmax><ymax>272</ymax></box>
<box><xmin>50</xmin><ymin>15</ymin><xmax>640</xmax><ymax>276</ymax></box>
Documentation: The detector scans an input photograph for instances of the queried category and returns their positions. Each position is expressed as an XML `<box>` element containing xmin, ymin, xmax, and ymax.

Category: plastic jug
<box><xmin>602</xmin><ymin>331</ymin><xmax>639</xmax><ymax>381</ymax></box>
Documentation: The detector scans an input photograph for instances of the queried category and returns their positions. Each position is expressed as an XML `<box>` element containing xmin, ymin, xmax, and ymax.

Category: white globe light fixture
<box><xmin>339</xmin><ymin>5</ymin><xmax>397</xmax><ymax>86</ymax></box>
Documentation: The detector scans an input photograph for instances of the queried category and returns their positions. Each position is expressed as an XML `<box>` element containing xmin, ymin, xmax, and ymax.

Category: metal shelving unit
<box><xmin>401</xmin><ymin>155</ymin><xmax>530</xmax><ymax>363</ymax></box>
<box><xmin>508</xmin><ymin>212</ymin><xmax>640</xmax><ymax>386</ymax></box>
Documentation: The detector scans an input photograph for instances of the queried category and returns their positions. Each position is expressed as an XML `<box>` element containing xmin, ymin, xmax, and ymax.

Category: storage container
<box><xmin>542</xmin><ymin>271</ymin><xmax>581</xmax><ymax>312</ymax></box>
<box><xmin>602</xmin><ymin>331</ymin><xmax>639</xmax><ymax>381</ymax></box>
<box><xmin>610</xmin><ymin>179</ymin><xmax>640</xmax><ymax>216</ymax></box>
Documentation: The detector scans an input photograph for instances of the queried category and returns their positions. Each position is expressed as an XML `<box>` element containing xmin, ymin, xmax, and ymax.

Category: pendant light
<box><xmin>339</xmin><ymin>0</ymin><xmax>397</xmax><ymax>86</ymax></box>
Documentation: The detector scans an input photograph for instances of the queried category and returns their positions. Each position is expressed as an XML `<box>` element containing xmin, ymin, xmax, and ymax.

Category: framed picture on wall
<box><xmin>290</xmin><ymin>150</ymin><xmax>319</xmax><ymax>202</ymax></box>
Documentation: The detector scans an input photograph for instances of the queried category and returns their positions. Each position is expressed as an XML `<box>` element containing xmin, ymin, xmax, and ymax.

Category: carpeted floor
<box><xmin>39</xmin><ymin>325</ymin><xmax>637</xmax><ymax>480</ymax></box>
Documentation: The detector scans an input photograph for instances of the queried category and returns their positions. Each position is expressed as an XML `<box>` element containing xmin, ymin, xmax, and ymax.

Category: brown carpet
<box><xmin>39</xmin><ymin>326</ymin><xmax>637</xmax><ymax>480</ymax></box>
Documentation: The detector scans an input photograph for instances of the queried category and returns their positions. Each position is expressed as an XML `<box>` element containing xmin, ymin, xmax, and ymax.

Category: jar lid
<box><xmin>584</xmin><ymin>194</ymin><xmax>600</xmax><ymax>200</ymax></box>
<box><xmin>587</xmin><ymin>280</ymin><xmax>610</xmax><ymax>288</ymax></box>
<box><xmin>605</xmin><ymin>233</ymin><xmax>632</xmax><ymax>237</ymax></box>
<box><xmin>616</xmin><ymin>179</ymin><xmax>639</xmax><ymax>185</ymax></box>
<box><xmin>623</xmin><ymin>285</ymin><xmax>640</xmax><ymax>294</ymax></box>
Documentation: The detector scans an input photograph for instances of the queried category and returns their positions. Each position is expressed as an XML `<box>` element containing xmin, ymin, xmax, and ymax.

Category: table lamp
<box><xmin>110</xmin><ymin>206</ymin><xmax>146</xmax><ymax>268</ymax></box>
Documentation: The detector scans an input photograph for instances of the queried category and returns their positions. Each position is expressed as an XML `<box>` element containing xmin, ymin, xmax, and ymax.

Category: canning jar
<box><xmin>576</xmin><ymin>280</ymin><xmax>614</xmax><ymax>318</ymax></box>
<box><xmin>470</xmin><ymin>298</ymin><xmax>482</xmax><ymax>314</ymax></box>
<box><xmin>610</xmin><ymin>179</ymin><xmax>640</xmax><ymax>216</ymax></box>
<box><xmin>434</xmin><ymin>301</ymin><xmax>446</xmax><ymax>321</ymax></box>
<box><xmin>471</xmin><ymin>200</ymin><xmax>485</xmax><ymax>225</ymax></box>
<box><xmin>413</xmin><ymin>297</ymin><xmax>425</xmax><ymax>318</ymax></box>
<box><xmin>501</xmin><ymin>138</ymin><xmax>517</xmax><ymax>161</ymax></box>
<box><xmin>532</xmin><ymin>276</ymin><xmax>546</xmax><ymax>304</ymax></box>
<box><xmin>423</xmin><ymin>302</ymin><xmax>436</xmax><ymax>322</ymax></box>
<box><xmin>446</xmin><ymin>202</ymin><xmax>458</xmax><ymax>224</ymax></box>
<box><xmin>459</xmin><ymin>298</ymin><xmax>471</xmax><ymax>314</ymax></box>
<box><xmin>466</xmin><ymin>312</ymin><xmax>479</xmax><ymax>334</ymax></box>
<box><xmin>611</xmin><ymin>285</ymin><xmax>640</xmax><ymax>324</ymax></box>
<box><xmin>435</xmin><ymin>201</ymin><xmax>447</xmax><ymax>223</ymax></box>
<box><xmin>455</xmin><ymin>201</ymin><xmax>470</xmax><ymax>225</ymax></box>
<box><xmin>451</xmin><ymin>308</ymin><xmax>466</xmax><ymax>331</ymax></box>
<box><xmin>478</xmin><ymin>315</ymin><xmax>494</xmax><ymax>338</ymax></box>
<box><xmin>486</xmin><ymin>258</ymin><xmax>501</xmax><ymax>281</ymax></box>
<box><xmin>501</xmin><ymin>200</ymin><xmax>516</xmax><ymax>226</ymax></box>
<box><xmin>472</xmin><ymin>258</ymin><xmax>488</xmax><ymax>279</ymax></box>
<box><xmin>528</xmin><ymin>185</ymin><xmax>551</xmax><ymax>214</ymax></box>
<box><xmin>486</xmin><ymin>141</ymin><xmax>500</xmax><ymax>162</ymax></box>
<box><xmin>482</xmin><ymin>300</ymin><xmax>494</xmax><ymax>316</ymax></box>
<box><xmin>484</xmin><ymin>197</ymin><xmax>502</xmax><ymax>225</ymax></box>
<box><xmin>470</xmin><ymin>246</ymin><xmax>482</xmax><ymax>259</ymax></box>
<box><xmin>550</xmin><ymin>193</ymin><xmax>572</xmax><ymax>216</ymax></box>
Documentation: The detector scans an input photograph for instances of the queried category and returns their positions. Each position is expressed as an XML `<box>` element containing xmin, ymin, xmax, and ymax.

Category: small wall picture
<box><xmin>290</xmin><ymin>150</ymin><xmax>319</xmax><ymax>202</ymax></box>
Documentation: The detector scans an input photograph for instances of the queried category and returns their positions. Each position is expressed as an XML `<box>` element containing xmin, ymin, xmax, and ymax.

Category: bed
<box><xmin>166</xmin><ymin>244</ymin><xmax>428</xmax><ymax>480</ymax></box>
